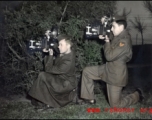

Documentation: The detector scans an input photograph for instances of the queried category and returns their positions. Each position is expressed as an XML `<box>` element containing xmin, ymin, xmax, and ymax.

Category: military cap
<box><xmin>112</xmin><ymin>15</ymin><xmax>126</xmax><ymax>21</ymax></box>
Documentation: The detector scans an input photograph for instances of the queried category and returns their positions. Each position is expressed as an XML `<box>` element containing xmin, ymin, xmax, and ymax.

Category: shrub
<box><xmin>0</xmin><ymin>1</ymin><xmax>116</xmax><ymax>95</ymax></box>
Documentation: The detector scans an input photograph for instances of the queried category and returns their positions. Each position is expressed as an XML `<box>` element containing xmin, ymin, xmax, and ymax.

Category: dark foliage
<box><xmin>0</xmin><ymin>1</ymin><xmax>116</xmax><ymax>95</ymax></box>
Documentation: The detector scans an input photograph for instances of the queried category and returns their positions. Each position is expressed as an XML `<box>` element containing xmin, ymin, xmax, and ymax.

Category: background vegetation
<box><xmin>0</xmin><ymin>1</ymin><xmax>116</xmax><ymax>95</ymax></box>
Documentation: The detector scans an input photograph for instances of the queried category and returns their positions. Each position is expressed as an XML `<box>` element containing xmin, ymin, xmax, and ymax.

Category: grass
<box><xmin>0</xmin><ymin>66</ymin><xmax>152</xmax><ymax>119</ymax></box>
<box><xmin>0</xmin><ymin>89</ymin><xmax>152</xmax><ymax>119</ymax></box>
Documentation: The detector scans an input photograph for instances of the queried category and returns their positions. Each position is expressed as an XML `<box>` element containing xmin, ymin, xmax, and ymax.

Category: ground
<box><xmin>0</xmin><ymin>64</ymin><xmax>152</xmax><ymax>119</ymax></box>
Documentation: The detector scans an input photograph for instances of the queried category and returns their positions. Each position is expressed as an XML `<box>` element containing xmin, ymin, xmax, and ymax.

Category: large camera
<box><xmin>85</xmin><ymin>15</ymin><xmax>112</xmax><ymax>40</ymax></box>
<box><xmin>27</xmin><ymin>25</ymin><xmax>60</xmax><ymax>56</ymax></box>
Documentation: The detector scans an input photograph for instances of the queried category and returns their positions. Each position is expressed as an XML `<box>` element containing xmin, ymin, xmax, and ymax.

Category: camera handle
<box><xmin>44</xmin><ymin>37</ymin><xmax>50</xmax><ymax>50</ymax></box>
<box><xmin>86</xmin><ymin>25</ymin><xmax>92</xmax><ymax>35</ymax></box>
<box><xmin>102</xmin><ymin>25</ymin><xmax>107</xmax><ymax>37</ymax></box>
<box><xmin>104</xmin><ymin>22</ymin><xmax>108</xmax><ymax>27</ymax></box>
<box><xmin>29</xmin><ymin>40</ymin><xmax>36</xmax><ymax>49</ymax></box>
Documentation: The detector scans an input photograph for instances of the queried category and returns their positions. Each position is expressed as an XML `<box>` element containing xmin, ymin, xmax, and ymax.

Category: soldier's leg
<box><xmin>107</xmin><ymin>84</ymin><xmax>139</xmax><ymax>107</ymax></box>
<box><xmin>80</xmin><ymin>66</ymin><xmax>102</xmax><ymax>100</ymax></box>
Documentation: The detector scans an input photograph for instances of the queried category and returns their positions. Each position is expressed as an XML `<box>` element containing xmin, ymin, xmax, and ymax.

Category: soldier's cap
<box><xmin>112</xmin><ymin>15</ymin><xmax>126</xmax><ymax>21</ymax></box>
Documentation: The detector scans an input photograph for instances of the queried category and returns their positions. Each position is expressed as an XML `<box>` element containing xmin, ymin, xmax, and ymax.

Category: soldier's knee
<box><xmin>38</xmin><ymin>72</ymin><xmax>45</xmax><ymax>76</ymax></box>
<box><xmin>83</xmin><ymin>67</ymin><xmax>90</xmax><ymax>74</ymax></box>
<box><xmin>109</xmin><ymin>102</ymin><xmax>127</xmax><ymax>108</ymax></box>
<box><xmin>109</xmin><ymin>103</ymin><xmax>118</xmax><ymax>108</ymax></box>
<box><xmin>38</xmin><ymin>72</ymin><xmax>46</xmax><ymax>80</ymax></box>
<box><xmin>109</xmin><ymin>101</ymin><xmax>120</xmax><ymax>108</ymax></box>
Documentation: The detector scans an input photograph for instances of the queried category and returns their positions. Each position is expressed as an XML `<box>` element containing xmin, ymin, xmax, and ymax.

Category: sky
<box><xmin>116</xmin><ymin>1</ymin><xmax>152</xmax><ymax>45</ymax></box>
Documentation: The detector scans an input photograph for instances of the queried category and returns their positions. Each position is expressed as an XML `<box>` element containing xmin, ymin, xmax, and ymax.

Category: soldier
<box><xmin>28</xmin><ymin>34</ymin><xmax>77</xmax><ymax>111</ymax></box>
<box><xmin>78</xmin><ymin>15</ymin><xmax>144</xmax><ymax>107</ymax></box>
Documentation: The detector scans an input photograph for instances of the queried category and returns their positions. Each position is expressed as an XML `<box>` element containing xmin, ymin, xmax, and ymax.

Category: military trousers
<box><xmin>80</xmin><ymin>65</ymin><xmax>139</xmax><ymax>107</ymax></box>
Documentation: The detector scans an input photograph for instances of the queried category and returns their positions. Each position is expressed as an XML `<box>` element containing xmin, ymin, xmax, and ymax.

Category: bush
<box><xmin>0</xmin><ymin>1</ymin><xmax>116</xmax><ymax>95</ymax></box>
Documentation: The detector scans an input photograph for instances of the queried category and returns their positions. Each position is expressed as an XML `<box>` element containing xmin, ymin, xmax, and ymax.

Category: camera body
<box><xmin>85</xmin><ymin>16</ymin><xmax>112</xmax><ymax>40</ymax></box>
<box><xmin>27</xmin><ymin>25</ymin><xmax>60</xmax><ymax>56</ymax></box>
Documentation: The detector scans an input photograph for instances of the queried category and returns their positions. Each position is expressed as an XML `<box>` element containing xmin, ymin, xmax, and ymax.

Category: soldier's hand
<box><xmin>105</xmin><ymin>35</ymin><xmax>110</xmax><ymax>42</ymax></box>
<box><xmin>43</xmin><ymin>48</ymin><xmax>49</xmax><ymax>52</ymax></box>
<box><xmin>99</xmin><ymin>35</ymin><xmax>105</xmax><ymax>40</ymax></box>
<box><xmin>48</xmin><ymin>49</ymin><xmax>53</xmax><ymax>56</ymax></box>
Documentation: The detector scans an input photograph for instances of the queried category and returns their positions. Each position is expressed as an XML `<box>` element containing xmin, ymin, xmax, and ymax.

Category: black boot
<box><xmin>136</xmin><ymin>88</ymin><xmax>145</xmax><ymax>103</ymax></box>
<box><xmin>31</xmin><ymin>98</ymin><xmax>39</xmax><ymax>106</ymax></box>
<box><xmin>76</xmin><ymin>97</ymin><xmax>96</xmax><ymax>105</ymax></box>
<box><xmin>31</xmin><ymin>98</ymin><xmax>46</xmax><ymax>108</ymax></box>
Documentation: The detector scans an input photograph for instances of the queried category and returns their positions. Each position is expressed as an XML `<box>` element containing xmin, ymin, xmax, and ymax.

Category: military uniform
<box><xmin>29</xmin><ymin>51</ymin><xmax>77</xmax><ymax>108</ymax></box>
<box><xmin>80</xmin><ymin>16</ymin><xmax>139</xmax><ymax>107</ymax></box>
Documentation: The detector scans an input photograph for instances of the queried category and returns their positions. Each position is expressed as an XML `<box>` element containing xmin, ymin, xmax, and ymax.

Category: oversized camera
<box><xmin>85</xmin><ymin>15</ymin><xmax>112</xmax><ymax>40</ymax></box>
<box><xmin>27</xmin><ymin>25</ymin><xmax>60</xmax><ymax>56</ymax></box>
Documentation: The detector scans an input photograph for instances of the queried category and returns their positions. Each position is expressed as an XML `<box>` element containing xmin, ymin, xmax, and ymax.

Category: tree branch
<box><xmin>7</xmin><ymin>42</ymin><xmax>26</xmax><ymax>62</ymax></box>
<box><xmin>59</xmin><ymin>1</ymin><xmax>70</xmax><ymax>26</ymax></box>
<box><xmin>143</xmin><ymin>1</ymin><xmax>152</xmax><ymax>15</ymax></box>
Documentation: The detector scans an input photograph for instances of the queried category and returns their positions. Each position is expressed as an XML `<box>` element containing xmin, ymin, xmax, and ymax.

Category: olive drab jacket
<box><xmin>100</xmin><ymin>30</ymin><xmax>132</xmax><ymax>87</ymax></box>
<box><xmin>44</xmin><ymin>51</ymin><xmax>77</xmax><ymax>87</ymax></box>
<box><xmin>28</xmin><ymin>51</ymin><xmax>77</xmax><ymax>108</ymax></box>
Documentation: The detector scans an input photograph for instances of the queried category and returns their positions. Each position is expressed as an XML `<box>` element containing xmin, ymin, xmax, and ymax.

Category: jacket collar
<box><xmin>111</xmin><ymin>29</ymin><xmax>129</xmax><ymax>46</ymax></box>
<box><xmin>115</xmin><ymin>29</ymin><xmax>129</xmax><ymax>40</ymax></box>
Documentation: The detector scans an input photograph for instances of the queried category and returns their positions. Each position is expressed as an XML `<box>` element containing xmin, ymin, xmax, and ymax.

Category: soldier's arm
<box><xmin>44</xmin><ymin>48</ymin><xmax>54</xmax><ymax>68</ymax></box>
<box><xmin>44</xmin><ymin>55</ymin><xmax>54</xmax><ymax>70</ymax></box>
<box><xmin>104</xmin><ymin>39</ymin><xmax>130</xmax><ymax>61</ymax></box>
<box><xmin>45</xmin><ymin>57</ymin><xmax>72</xmax><ymax>74</ymax></box>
